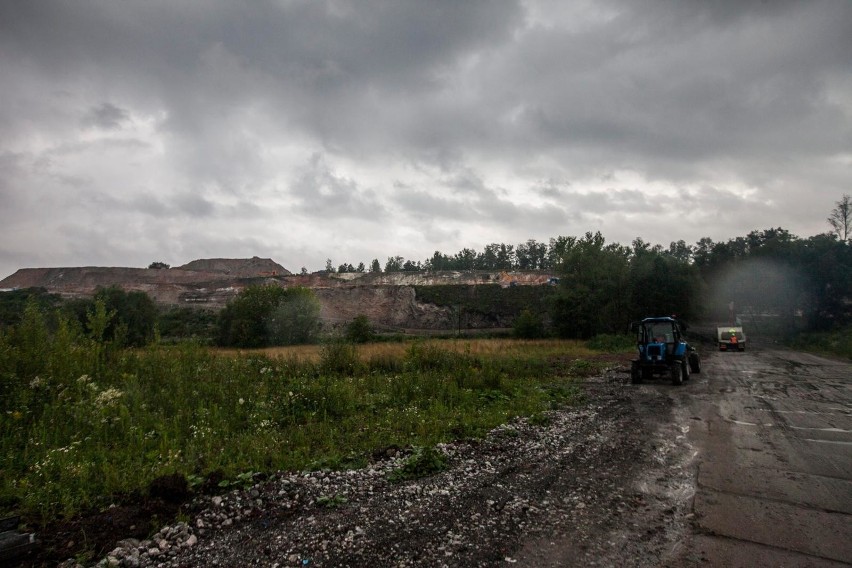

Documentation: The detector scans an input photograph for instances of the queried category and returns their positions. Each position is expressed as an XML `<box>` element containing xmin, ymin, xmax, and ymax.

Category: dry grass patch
<box><xmin>213</xmin><ymin>338</ymin><xmax>594</xmax><ymax>363</ymax></box>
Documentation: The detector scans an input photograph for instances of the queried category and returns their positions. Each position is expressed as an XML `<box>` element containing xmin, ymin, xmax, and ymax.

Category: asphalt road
<box><xmin>672</xmin><ymin>342</ymin><xmax>852</xmax><ymax>567</ymax></box>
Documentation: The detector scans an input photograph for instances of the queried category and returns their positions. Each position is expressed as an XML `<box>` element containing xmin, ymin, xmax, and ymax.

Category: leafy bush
<box><xmin>217</xmin><ymin>286</ymin><xmax>321</xmax><ymax>347</ymax></box>
<box><xmin>513</xmin><ymin>309</ymin><xmax>544</xmax><ymax>339</ymax></box>
<box><xmin>157</xmin><ymin>307</ymin><xmax>217</xmax><ymax>342</ymax></box>
<box><xmin>319</xmin><ymin>340</ymin><xmax>359</xmax><ymax>376</ymax></box>
<box><xmin>586</xmin><ymin>333</ymin><xmax>634</xmax><ymax>352</ymax></box>
<box><xmin>345</xmin><ymin>315</ymin><xmax>374</xmax><ymax>344</ymax></box>
<box><xmin>83</xmin><ymin>286</ymin><xmax>158</xmax><ymax>347</ymax></box>
<box><xmin>387</xmin><ymin>446</ymin><xmax>448</xmax><ymax>482</ymax></box>
<box><xmin>267</xmin><ymin>288</ymin><xmax>321</xmax><ymax>345</ymax></box>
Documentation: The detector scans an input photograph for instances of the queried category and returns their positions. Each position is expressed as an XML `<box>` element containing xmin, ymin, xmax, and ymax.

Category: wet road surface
<box><xmin>673</xmin><ymin>343</ymin><xmax>852</xmax><ymax>566</ymax></box>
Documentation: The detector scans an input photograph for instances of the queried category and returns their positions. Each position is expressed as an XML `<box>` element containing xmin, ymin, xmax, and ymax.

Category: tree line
<box><xmin>2</xmin><ymin>202</ymin><xmax>850</xmax><ymax>346</ymax></box>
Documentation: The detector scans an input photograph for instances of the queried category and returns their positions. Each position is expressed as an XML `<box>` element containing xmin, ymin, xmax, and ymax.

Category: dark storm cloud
<box><xmin>0</xmin><ymin>0</ymin><xmax>849</xmax><ymax>277</ymax></box>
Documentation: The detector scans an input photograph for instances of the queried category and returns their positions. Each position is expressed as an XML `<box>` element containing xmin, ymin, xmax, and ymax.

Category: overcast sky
<box><xmin>1</xmin><ymin>0</ymin><xmax>850</xmax><ymax>278</ymax></box>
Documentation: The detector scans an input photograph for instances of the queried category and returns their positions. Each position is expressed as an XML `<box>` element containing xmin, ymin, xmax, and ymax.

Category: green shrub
<box><xmin>586</xmin><ymin>333</ymin><xmax>634</xmax><ymax>352</ymax></box>
<box><xmin>513</xmin><ymin>309</ymin><xmax>544</xmax><ymax>339</ymax></box>
<box><xmin>388</xmin><ymin>446</ymin><xmax>448</xmax><ymax>482</ymax></box>
<box><xmin>267</xmin><ymin>288</ymin><xmax>321</xmax><ymax>345</ymax></box>
<box><xmin>319</xmin><ymin>340</ymin><xmax>359</xmax><ymax>376</ymax></box>
<box><xmin>345</xmin><ymin>315</ymin><xmax>374</xmax><ymax>344</ymax></box>
<box><xmin>217</xmin><ymin>285</ymin><xmax>321</xmax><ymax>347</ymax></box>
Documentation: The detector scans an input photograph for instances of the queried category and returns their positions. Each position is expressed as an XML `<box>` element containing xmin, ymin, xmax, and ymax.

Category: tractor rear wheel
<box><xmin>671</xmin><ymin>362</ymin><xmax>683</xmax><ymax>385</ymax></box>
<box><xmin>689</xmin><ymin>352</ymin><xmax>701</xmax><ymax>373</ymax></box>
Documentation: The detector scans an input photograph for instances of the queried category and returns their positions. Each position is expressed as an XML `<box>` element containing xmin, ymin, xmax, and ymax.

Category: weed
<box><xmin>387</xmin><ymin>446</ymin><xmax>448</xmax><ymax>482</ymax></box>
<box><xmin>316</xmin><ymin>494</ymin><xmax>348</xmax><ymax>508</ymax></box>
<box><xmin>527</xmin><ymin>413</ymin><xmax>552</xmax><ymax>427</ymax></box>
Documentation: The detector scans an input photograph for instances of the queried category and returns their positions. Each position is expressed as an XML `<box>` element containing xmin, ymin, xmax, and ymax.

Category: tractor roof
<box><xmin>640</xmin><ymin>317</ymin><xmax>678</xmax><ymax>324</ymax></box>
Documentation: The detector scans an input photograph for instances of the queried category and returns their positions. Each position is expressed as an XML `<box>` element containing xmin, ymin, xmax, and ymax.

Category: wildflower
<box><xmin>29</xmin><ymin>376</ymin><xmax>43</xmax><ymax>389</ymax></box>
<box><xmin>94</xmin><ymin>387</ymin><xmax>123</xmax><ymax>407</ymax></box>
<box><xmin>239</xmin><ymin>398</ymin><xmax>245</xmax><ymax>405</ymax></box>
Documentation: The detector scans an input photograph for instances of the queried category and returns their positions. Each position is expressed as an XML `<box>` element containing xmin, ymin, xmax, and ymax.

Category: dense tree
<box><xmin>0</xmin><ymin>288</ymin><xmax>62</xmax><ymax>329</ymax></box>
<box><xmin>552</xmin><ymin>232</ymin><xmax>630</xmax><ymax>338</ymax></box>
<box><xmin>148</xmin><ymin>261</ymin><xmax>170</xmax><ymax>269</ymax></box>
<box><xmin>546</xmin><ymin>236</ymin><xmax>574</xmax><ymax>270</ymax></box>
<box><xmin>266</xmin><ymin>287</ymin><xmax>322</xmax><ymax>345</ymax></box>
<box><xmin>91</xmin><ymin>286</ymin><xmax>158</xmax><ymax>347</ymax></box>
<box><xmin>345</xmin><ymin>314</ymin><xmax>374</xmax><ymax>343</ymax></box>
<box><xmin>217</xmin><ymin>285</ymin><xmax>323</xmax><ymax>347</ymax></box>
<box><xmin>516</xmin><ymin>239</ymin><xmax>547</xmax><ymax>270</ymax></box>
<box><xmin>629</xmin><ymin>246</ymin><xmax>701</xmax><ymax>323</ymax></box>
<box><xmin>513</xmin><ymin>308</ymin><xmax>544</xmax><ymax>339</ymax></box>
<box><xmin>370</xmin><ymin>259</ymin><xmax>382</xmax><ymax>273</ymax></box>
<box><xmin>425</xmin><ymin>251</ymin><xmax>452</xmax><ymax>271</ymax></box>
<box><xmin>216</xmin><ymin>285</ymin><xmax>289</xmax><ymax>347</ymax></box>
<box><xmin>453</xmin><ymin>248</ymin><xmax>477</xmax><ymax>270</ymax></box>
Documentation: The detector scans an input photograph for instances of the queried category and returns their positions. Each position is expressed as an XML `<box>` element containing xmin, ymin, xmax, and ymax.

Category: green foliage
<box><xmin>316</xmin><ymin>494</ymin><xmax>349</xmax><ymax>508</ymax></box>
<box><xmin>586</xmin><ymin>333</ymin><xmax>635</xmax><ymax>352</ymax></box>
<box><xmin>628</xmin><ymin>246</ymin><xmax>702</xmax><ymax>323</ymax></box>
<box><xmin>82</xmin><ymin>286</ymin><xmax>159</xmax><ymax>347</ymax></box>
<box><xmin>387</xmin><ymin>446</ymin><xmax>448</xmax><ymax>482</ymax></box>
<box><xmin>267</xmin><ymin>287</ymin><xmax>322</xmax><ymax>345</ymax></box>
<box><xmin>319</xmin><ymin>339</ymin><xmax>359</xmax><ymax>376</ymax></box>
<box><xmin>1</xmin><ymin>306</ymin><xmax>592</xmax><ymax>523</ymax></box>
<box><xmin>148</xmin><ymin>262</ymin><xmax>170</xmax><ymax>269</ymax></box>
<box><xmin>787</xmin><ymin>327</ymin><xmax>852</xmax><ymax>360</ymax></box>
<box><xmin>414</xmin><ymin>284</ymin><xmax>553</xmax><ymax>323</ymax></box>
<box><xmin>513</xmin><ymin>309</ymin><xmax>544</xmax><ymax>339</ymax></box>
<box><xmin>217</xmin><ymin>285</ymin><xmax>289</xmax><ymax>347</ymax></box>
<box><xmin>218</xmin><ymin>285</ymin><xmax>322</xmax><ymax>347</ymax></box>
<box><xmin>552</xmin><ymin>232</ymin><xmax>631</xmax><ymax>338</ymax></box>
<box><xmin>345</xmin><ymin>315</ymin><xmax>374</xmax><ymax>344</ymax></box>
<box><xmin>157</xmin><ymin>307</ymin><xmax>217</xmax><ymax>342</ymax></box>
<box><xmin>0</xmin><ymin>288</ymin><xmax>63</xmax><ymax>329</ymax></box>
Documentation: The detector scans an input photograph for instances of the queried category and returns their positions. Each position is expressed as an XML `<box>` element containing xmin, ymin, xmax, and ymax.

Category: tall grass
<box><xmin>0</xmin><ymin>305</ymin><xmax>603</xmax><ymax>523</ymax></box>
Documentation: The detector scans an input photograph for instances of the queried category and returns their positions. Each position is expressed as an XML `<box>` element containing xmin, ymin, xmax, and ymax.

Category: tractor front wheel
<box><xmin>631</xmin><ymin>362</ymin><xmax>642</xmax><ymax>384</ymax></box>
<box><xmin>671</xmin><ymin>362</ymin><xmax>683</xmax><ymax>385</ymax></box>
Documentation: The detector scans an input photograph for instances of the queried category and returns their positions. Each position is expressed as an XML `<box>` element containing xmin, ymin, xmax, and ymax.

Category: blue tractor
<box><xmin>630</xmin><ymin>317</ymin><xmax>700</xmax><ymax>385</ymax></box>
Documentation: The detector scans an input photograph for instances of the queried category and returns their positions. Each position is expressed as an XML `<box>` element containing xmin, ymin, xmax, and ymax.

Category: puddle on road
<box><xmin>727</xmin><ymin>419</ymin><xmax>774</xmax><ymax>427</ymax></box>
<box><xmin>790</xmin><ymin>425</ymin><xmax>852</xmax><ymax>434</ymax></box>
<box><xmin>801</xmin><ymin>439</ymin><xmax>852</xmax><ymax>446</ymax></box>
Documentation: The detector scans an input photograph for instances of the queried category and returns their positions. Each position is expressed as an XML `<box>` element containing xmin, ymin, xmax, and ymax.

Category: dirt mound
<box><xmin>176</xmin><ymin>257</ymin><xmax>290</xmax><ymax>277</ymax></box>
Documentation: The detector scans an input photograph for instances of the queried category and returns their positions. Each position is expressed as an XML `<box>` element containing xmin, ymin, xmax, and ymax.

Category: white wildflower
<box><xmin>94</xmin><ymin>387</ymin><xmax>123</xmax><ymax>407</ymax></box>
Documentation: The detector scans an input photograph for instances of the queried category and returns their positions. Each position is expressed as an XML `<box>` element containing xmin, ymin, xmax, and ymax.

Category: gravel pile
<box><xmin>68</xmin><ymin>369</ymin><xmax>694</xmax><ymax>568</ymax></box>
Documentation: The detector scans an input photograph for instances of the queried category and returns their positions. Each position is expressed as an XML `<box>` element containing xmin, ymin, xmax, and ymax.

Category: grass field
<box><xmin>1</xmin><ymin>309</ymin><xmax>627</xmax><ymax>525</ymax></box>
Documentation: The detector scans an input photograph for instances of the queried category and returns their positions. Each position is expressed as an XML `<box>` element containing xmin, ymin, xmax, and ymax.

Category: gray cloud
<box><xmin>0</xmin><ymin>0</ymin><xmax>850</xmax><ymax>278</ymax></box>
<box><xmin>84</xmin><ymin>103</ymin><xmax>130</xmax><ymax>130</ymax></box>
